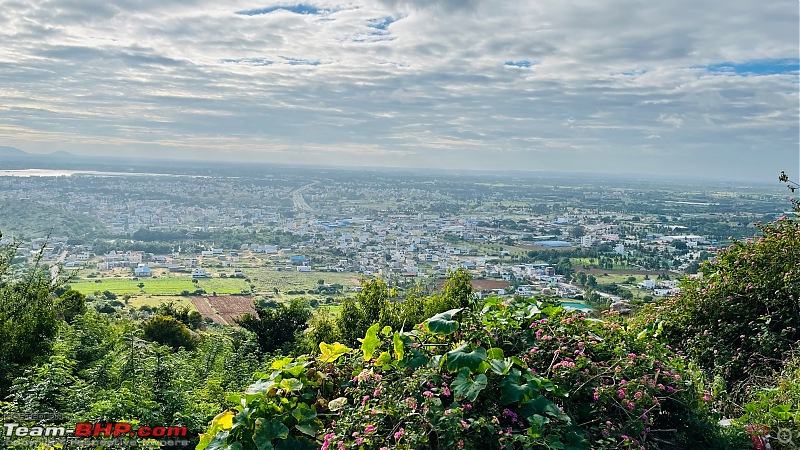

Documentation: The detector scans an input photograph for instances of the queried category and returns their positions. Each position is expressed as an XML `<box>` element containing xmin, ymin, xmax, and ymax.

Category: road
<box><xmin>290</xmin><ymin>181</ymin><xmax>318</xmax><ymax>212</ymax></box>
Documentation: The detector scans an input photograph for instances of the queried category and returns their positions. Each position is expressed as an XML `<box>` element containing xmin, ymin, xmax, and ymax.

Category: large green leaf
<box><xmin>291</xmin><ymin>405</ymin><xmax>317</xmax><ymax>423</ymax></box>
<box><xmin>519</xmin><ymin>395</ymin><xmax>570</xmax><ymax>422</ymax></box>
<box><xmin>393</xmin><ymin>331</ymin><xmax>405</xmax><ymax>360</ymax></box>
<box><xmin>446</xmin><ymin>345</ymin><xmax>487</xmax><ymax>373</ymax></box>
<box><xmin>279</xmin><ymin>378</ymin><xmax>303</xmax><ymax>392</ymax></box>
<box><xmin>319</xmin><ymin>342</ymin><xmax>352</xmax><ymax>363</ymax></box>
<box><xmin>375</xmin><ymin>351</ymin><xmax>392</xmax><ymax>367</ymax></box>
<box><xmin>451</xmin><ymin>367</ymin><xmax>488</xmax><ymax>402</ymax></box>
<box><xmin>489</xmin><ymin>358</ymin><xmax>513</xmax><ymax>375</ymax></box>
<box><xmin>245</xmin><ymin>380</ymin><xmax>277</xmax><ymax>395</ymax></box>
<box><xmin>359</xmin><ymin>323</ymin><xmax>382</xmax><ymax>361</ymax></box>
<box><xmin>499</xmin><ymin>368</ymin><xmax>535</xmax><ymax>405</ymax></box>
<box><xmin>253</xmin><ymin>420</ymin><xmax>290</xmax><ymax>450</ymax></box>
<box><xmin>424</xmin><ymin>308</ymin><xmax>462</xmax><ymax>335</ymax></box>
<box><xmin>281</xmin><ymin>361</ymin><xmax>309</xmax><ymax>378</ymax></box>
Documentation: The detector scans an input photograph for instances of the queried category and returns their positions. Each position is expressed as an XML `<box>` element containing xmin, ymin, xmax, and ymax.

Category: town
<box><xmin>0</xmin><ymin>162</ymin><xmax>788</xmax><ymax>323</ymax></box>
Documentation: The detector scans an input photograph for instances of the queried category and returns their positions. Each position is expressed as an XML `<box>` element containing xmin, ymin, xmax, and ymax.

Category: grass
<box><xmin>125</xmin><ymin>295</ymin><xmax>196</xmax><ymax>310</ymax></box>
<box><xmin>69</xmin><ymin>275</ymin><xmax>250</xmax><ymax>296</ymax></box>
<box><xmin>244</xmin><ymin>267</ymin><xmax>361</xmax><ymax>293</ymax></box>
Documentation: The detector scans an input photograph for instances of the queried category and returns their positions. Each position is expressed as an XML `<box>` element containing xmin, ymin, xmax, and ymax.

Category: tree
<box><xmin>569</xmin><ymin>225</ymin><xmax>586</xmax><ymax>238</ymax></box>
<box><xmin>236</xmin><ymin>298</ymin><xmax>312</xmax><ymax>354</ymax></box>
<box><xmin>142</xmin><ymin>315</ymin><xmax>196</xmax><ymax>350</ymax></box>
<box><xmin>56</xmin><ymin>289</ymin><xmax>87</xmax><ymax>323</ymax></box>
<box><xmin>442</xmin><ymin>267</ymin><xmax>473</xmax><ymax>309</ymax></box>
<box><xmin>0</xmin><ymin>234</ymin><xmax>60</xmax><ymax>395</ymax></box>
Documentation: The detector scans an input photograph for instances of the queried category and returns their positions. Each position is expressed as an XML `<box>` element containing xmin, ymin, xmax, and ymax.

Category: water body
<box><xmin>560</xmin><ymin>301</ymin><xmax>594</xmax><ymax>311</ymax></box>
<box><xmin>0</xmin><ymin>169</ymin><xmax>205</xmax><ymax>178</ymax></box>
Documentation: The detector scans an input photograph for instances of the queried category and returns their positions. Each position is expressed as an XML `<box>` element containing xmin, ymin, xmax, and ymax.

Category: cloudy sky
<box><xmin>0</xmin><ymin>0</ymin><xmax>797</xmax><ymax>180</ymax></box>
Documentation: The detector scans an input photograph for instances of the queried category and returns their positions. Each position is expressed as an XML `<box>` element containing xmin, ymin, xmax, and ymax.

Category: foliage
<box><xmin>636</xmin><ymin>217</ymin><xmax>800</xmax><ymax>387</ymax></box>
<box><xmin>236</xmin><ymin>298</ymin><xmax>312</xmax><ymax>354</ymax></box>
<box><xmin>56</xmin><ymin>289</ymin><xmax>87</xmax><ymax>323</ymax></box>
<box><xmin>142</xmin><ymin>315</ymin><xmax>197</xmax><ymax>350</ymax></box>
<box><xmin>0</xmin><ymin>234</ymin><xmax>62</xmax><ymax>396</ymax></box>
<box><xmin>736</xmin><ymin>357</ymin><xmax>800</xmax><ymax>450</ymax></box>
<box><xmin>201</xmin><ymin>297</ymin><xmax>743</xmax><ymax>449</ymax></box>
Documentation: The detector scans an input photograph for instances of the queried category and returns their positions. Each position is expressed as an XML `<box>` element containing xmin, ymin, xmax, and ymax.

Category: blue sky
<box><xmin>0</xmin><ymin>0</ymin><xmax>797</xmax><ymax>181</ymax></box>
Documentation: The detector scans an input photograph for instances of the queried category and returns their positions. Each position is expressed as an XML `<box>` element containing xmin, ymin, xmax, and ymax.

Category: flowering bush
<box><xmin>199</xmin><ymin>296</ymin><xmax>746</xmax><ymax>449</ymax></box>
<box><xmin>636</xmin><ymin>217</ymin><xmax>800</xmax><ymax>385</ymax></box>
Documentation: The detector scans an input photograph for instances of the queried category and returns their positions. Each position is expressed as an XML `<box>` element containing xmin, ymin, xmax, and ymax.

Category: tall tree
<box><xmin>0</xmin><ymin>233</ymin><xmax>60</xmax><ymax>395</ymax></box>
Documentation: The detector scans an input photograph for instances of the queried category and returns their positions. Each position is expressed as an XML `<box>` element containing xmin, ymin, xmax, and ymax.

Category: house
<box><xmin>297</xmin><ymin>266</ymin><xmax>312</xmax><ymax>272</ymax></box>
<box><xmin>192</xmin><ymin>268</ymin><xmax>211</xmax><ymax>278</ymax></box>
<box><xmin>638</xmin><ymin>279</ymin><xmax>655</xmax><ymax>289</ymax></box>
<box><xmin>134</xmin><ymin>266</ymin><xmax>152</xmax><ymax>277</ymax></box>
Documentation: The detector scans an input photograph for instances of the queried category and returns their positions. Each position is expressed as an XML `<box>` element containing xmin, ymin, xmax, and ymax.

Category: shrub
<box><xmin>200</xmin><ymin>297</ymin><xmax>743</xmax><ymax>449</ymax></box>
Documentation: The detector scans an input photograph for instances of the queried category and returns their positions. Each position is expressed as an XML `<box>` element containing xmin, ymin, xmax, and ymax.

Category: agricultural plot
<box><xmin>244</xmin><ymin>267</ymin><xmax>360</xmax><ymax>293</ymax></box>
<box><xmin>69</xmin><ymin>275</ymin><xmax>250</xmax><ymax>296</ymax></box>
<box><xmin>191</xmin><ymin>295</ymin><xmax>256</xmax><ymax>325</ymax></box>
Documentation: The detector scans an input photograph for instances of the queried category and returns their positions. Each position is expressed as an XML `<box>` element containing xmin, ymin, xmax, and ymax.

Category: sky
<box><xmin>0</xmin><ymin>0</ymin><xmax>798</xmax><ymax>181</ymax></box>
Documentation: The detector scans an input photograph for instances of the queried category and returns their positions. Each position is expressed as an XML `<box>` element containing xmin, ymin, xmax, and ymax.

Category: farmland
<box><xmin>191</xmin><ymin>296</ymin><xmax>256</xmax><ymax>325</ymax></box>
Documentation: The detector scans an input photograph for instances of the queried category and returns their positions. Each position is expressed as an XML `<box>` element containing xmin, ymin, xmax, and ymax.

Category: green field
<box><xmin>125</xmin><ymin>295</ymin><xmax>196</xmax><ymax>310</ymax></box>
<box><xmin>570</xmin><ymin>257</ymin><xmax>636</xmax><ymax>270</ymax></box>
<box><xmin>70</xmin><ymin>276</ymin><xmax>250</xmax><ymax>296</ymax></box>
<box><xmin>244</xmin><ymin>268</ymin><xmax>361</xmax><ymax>292</ymax></box>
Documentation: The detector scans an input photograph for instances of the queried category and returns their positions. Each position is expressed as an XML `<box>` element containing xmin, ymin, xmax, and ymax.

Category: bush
<box><xmin>638</xmin><ymin>217</ymin><xmax>800</xmax><ymax>386</ymax></box>
<box><xmin>142</xmin><ymin>315</ymin><xmax>196</xmax><ymax>350</ymax></box>
<box><xmin>200</xmin><ymin>298</ymin><xmax>744</xmax><ymax>449</ymax></box>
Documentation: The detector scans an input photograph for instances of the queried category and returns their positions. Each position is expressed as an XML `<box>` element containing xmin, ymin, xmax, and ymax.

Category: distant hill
<box><xmin>0</xmin><ymin>146</ymin><xmax>28</xmax><ymax>157</ymax></box>
<box><xmin>48</xmin><ymin>150</ymin><xmax>76</xmax><ymax>158</ymax></box>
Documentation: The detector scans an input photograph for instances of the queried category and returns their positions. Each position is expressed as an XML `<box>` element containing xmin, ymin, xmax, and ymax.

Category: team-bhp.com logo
<box><xmin>4</xmin><ymin>422</ymin><xmax>187</xmax><ymax>438</ymax></box>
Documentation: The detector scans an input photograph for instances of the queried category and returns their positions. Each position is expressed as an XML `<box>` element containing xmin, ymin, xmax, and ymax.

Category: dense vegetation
<box><xmin>0</xmin><ymin>211</ymin><xmax>799</xmax><ymax>449</ymax></box>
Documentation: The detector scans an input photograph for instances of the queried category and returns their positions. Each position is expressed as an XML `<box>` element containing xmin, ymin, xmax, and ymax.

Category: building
<box><xmin>134</xmin><ymin>266</ymin><xmax>152</xmax><ymax>277</ymax></box>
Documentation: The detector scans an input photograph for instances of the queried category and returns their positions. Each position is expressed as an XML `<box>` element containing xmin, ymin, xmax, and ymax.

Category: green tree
<box><xmin>142</xmin><ymin>315</ymin><xmax>196</xmax><ymax>350</ymax></box>
<box><xmin>0</xmin><ymin>234</ymin><xmax>60</xmax><ymax>395</ymax></box>
<box><xmin>235</xmin><ymin>298</ymin><xmax>312</xmax><ymax>354</ymax></box>
<box><xmin>56</xmin><ymin>289</ymin><xmax>87</xmax><ymax>323</ymax></box>
<box><xmin>442</xmin><ymin>267</ymin><xmax>473</xmax><ymax>309</ymax></box>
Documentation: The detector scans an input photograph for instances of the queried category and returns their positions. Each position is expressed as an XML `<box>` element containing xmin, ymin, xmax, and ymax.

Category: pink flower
<box><xmin>423</xmin><ymin>390</ymin><xmax>434</xmax><ymax>398</ymax></box>
<box><xmin>364</xmin><ymin>425</ymin><xmax>376</xmax><ymax>434</ymax></box>
<box><xmin>394</xmin><ymin>428</ymin><xmax>405</xmax><ymax>440</ymax></box>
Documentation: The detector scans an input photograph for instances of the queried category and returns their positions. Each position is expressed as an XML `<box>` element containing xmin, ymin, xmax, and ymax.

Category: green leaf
<box><xmin>381</xmin><ymin>325</ymin><xmax>393</xmax><ymax>336</ymax></box>
<box><xmin>451</xmin><ymin>367</ymin><xmax>488</xmax><ymax>402</ymax></box>
<box><xmin>408</xmin><ymin>348</ymin><xmax>428</xmax><ymax>368</ymax></box>
<box><xmin>295</xmin><ymin>421</ymin><xmax>320</xmax><ymax>437</ymax></box>
<box><xmin>204</xmin><ymin>431</ymin><xmax>230</xmax><ymax>450</ymax></box>
<box><xmin>375</xmin><ymin>351</ymin><xmax>392</xmax><ymax>366</ymax></box>
<box><xmin>393</xmin><ymin>331</ymin><xmax>405</xmax><ymax>361</ymax></box>
<box><xmin>487</xmin><ymin>347</ymin><xmax>505</xmax><ymax>359</ymax></box>
<box><xmin>446</xmin><ymin>344</ymin><xmax>487</xmax><ymax>373</ymax></box>
<box><xmin>281</xmin><ymin>361</ymin><xmax>309</xmax><ymax>378</ymax></box>
<box><xmin>279</xmin><ymin>378</ymin><xmax>303</xmax><ymax>392</ymax></box>
<box><xmin>489</xmin><ymin>358</ymin><xmax>513</xmax><ymax>375</ymax></box>
<box><xmin>499</xmin><ymin>368</ymin><xmax>535</xmax><ymax>405</ymax></box>
<box><xmin>253</xmin><ymin>420</ymin><xmax>289</xmax><ymax>450</ymax></box>
<box><xmin>424</xmin><ymin>308</ymin><xmax>462</xmax><ymax>335</ymax></box>
<box><xmin>246</xmin><ymin>379</ymin><xmax>277</xmax><ymax>395</ymax></box>
<box><xmin>359</xmin><ymin>323</ymin><xmax>382</xmax><ymax>361</ymax></box>
<box><xmin>291</xmin><ymin>405</ymin><xmax>318</xmax><ymax>423</ymax></box>
<box><xmin>519</xmin><ymin>395</ymin><xmax>570</xmax><ymax>422</ymax></box>
<box><xmin>319</xmin><ymin>342</ymin><xmax>352</xmax><ymax>363</ymax></box>
<box><xmin>270</xmin><ymin>357</ymin><xmax>294</xmax><ymax>370</ymax></box>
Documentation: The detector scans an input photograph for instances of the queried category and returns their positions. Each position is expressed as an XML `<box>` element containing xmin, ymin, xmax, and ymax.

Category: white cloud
<box><xmin>0</xmin><ymin>0</ymin><xmax>797</xmax><ymax>180</ymax></box>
